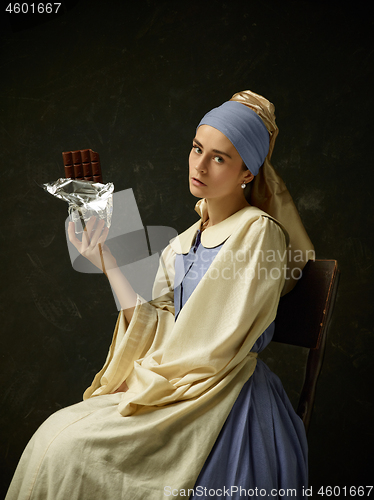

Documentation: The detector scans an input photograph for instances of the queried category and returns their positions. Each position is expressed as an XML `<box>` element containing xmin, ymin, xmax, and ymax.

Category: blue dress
<box><xmin>174</xmin><ymin>230</ymin><xmax>308</xmax><ymax>499</ymax></box>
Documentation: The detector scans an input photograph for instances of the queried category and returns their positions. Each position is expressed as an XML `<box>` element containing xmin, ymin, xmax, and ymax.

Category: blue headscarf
<box><xmin>196</xmin><ymin>100</ymin><xmax>269</xmax><ymax>176</ymax></box>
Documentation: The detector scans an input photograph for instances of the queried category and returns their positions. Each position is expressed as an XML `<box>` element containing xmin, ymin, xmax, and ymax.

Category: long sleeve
<box><xmin>83</xmin><ymin>244</ymin><xmax>176</xmax><ymax>398</ymax></box>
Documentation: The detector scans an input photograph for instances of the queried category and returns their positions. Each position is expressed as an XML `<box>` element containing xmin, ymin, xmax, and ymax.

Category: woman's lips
<box><xmin>191</xmin><ymin>177</ymin><xmax>207</xmax><ymax>187</ymax></box>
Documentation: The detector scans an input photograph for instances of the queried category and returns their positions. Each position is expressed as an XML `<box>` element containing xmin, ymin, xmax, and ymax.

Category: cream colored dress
<box><xmin>6</xmin><ymin>201</ymin><xmax>288</xmax><ymax>500</ymax></box>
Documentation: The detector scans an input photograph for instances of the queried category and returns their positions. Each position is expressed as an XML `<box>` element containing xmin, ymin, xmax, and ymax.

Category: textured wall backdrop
<box><xmin>1</xmin><ymin>0</ymin><xmax>373</xmax><ymax>496</ymax></box>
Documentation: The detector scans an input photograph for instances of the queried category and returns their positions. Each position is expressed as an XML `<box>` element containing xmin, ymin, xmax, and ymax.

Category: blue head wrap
<box><xmin>196</xmin><ymin>100</ymin><xmax>270</xmax><ymax>176</ymax></box>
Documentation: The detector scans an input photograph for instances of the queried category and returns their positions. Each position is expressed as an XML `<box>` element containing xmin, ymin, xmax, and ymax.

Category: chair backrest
<box><xmin>274</xmin><ymin>259</ymin><xmax>340</xmax><ymax>432</ymax></box>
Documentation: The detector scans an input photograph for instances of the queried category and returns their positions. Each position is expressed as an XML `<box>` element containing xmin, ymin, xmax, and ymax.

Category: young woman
<box><xmin>6</xmin><ymin>90</ymin><xmax>313</xmax><ymax>499</ymax></box>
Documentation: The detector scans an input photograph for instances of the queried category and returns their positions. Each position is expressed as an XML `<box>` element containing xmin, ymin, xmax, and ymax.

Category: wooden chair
<box><xmin>274</xmin><ymin>259</ymin><xmax>340</xmax><ymax>432</ymax></box>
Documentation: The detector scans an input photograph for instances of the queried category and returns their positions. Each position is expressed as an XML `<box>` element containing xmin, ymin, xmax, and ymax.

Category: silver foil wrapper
<box><xmin>43</xmin><ymin>178</ymin><xmax>114</xmax><ymax>233</ymax></box>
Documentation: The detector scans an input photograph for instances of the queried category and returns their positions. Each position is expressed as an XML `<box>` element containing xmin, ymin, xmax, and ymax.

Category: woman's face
<box><xmin>189</xmin><ymin>125</ymin><xmax>253</xmax><ymax>201</ymax></box>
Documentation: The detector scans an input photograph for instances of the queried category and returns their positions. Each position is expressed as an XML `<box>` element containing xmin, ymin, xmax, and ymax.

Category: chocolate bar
<box><xmin>62</xmin><ymin>148</ymin><xmax>103</xmax><ymax>183</ymax></box>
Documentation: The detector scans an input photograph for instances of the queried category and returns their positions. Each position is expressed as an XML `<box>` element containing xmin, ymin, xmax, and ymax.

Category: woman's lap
<box><xmin>6</xmin><ymin>393</ymin><xmax>133</xmax><ymax>500</ymax></box>
<box><xmin>7</xmin><ymin>364</ymin><xmax>308</xmax><ymax>500</ymax></box>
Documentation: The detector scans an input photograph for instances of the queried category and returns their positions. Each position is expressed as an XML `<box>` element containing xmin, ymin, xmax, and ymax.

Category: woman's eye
<box><xmin>193</xmin><ymin>146</ymin><xmax>202</xmax><ymax>154</ymax></box>
<box><xmin>214</xmin><ymin>156</ymin><xmax>224</xmax><ymax>164</ymax></box>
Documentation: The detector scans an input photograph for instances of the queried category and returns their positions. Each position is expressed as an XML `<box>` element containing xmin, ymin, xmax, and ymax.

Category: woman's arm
<box><xmin>104</xmin><ymin>267</ymin><xmax>138</xmax><ymax>323</ymax></box>
<box><xmin>83</xmin><ymin>244</ymin><xmax>176</xmax><ymax>398</ymax></box>
<box><xmin>68</xmin><ymin>216</ymin><xmax>138</xmax><ymax>324</ymax></box>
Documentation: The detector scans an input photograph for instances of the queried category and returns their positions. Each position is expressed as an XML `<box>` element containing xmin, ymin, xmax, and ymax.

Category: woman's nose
<box><xmin>195</xmin><ymin>156</ymin><xmax>207</xmax><ymax>172</ymax></box>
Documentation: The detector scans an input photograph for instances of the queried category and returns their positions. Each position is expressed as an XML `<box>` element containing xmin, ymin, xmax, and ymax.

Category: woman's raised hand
<box><xmin>68</xmin><ymin>216</ymin><xmax>117</xmax><ymax>274</ymax></box>
<box><xmin>68</xmin><ymin>216</ymin><xmax>138</xmax><ymax>321</ymax></box>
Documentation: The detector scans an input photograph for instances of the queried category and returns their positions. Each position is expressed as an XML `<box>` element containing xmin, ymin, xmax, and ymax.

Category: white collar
<box><xmin>169</xmin><ymin>198</ymin><xmax>289</xmax><ymax>254</ymax></box>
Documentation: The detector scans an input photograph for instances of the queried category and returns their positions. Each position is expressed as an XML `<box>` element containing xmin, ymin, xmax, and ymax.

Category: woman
<box><xmin>6</xmin><ymin>90</ymin><xmax>313</xmax><ymax>499</ymax></box>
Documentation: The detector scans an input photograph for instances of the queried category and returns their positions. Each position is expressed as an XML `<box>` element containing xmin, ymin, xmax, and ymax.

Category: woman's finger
<box><xmin>81</xmin><ymin>216</ymin><xmax>97</xmax><ymax>248</ymax></box>
<box><xmin>68</xmin><ymin>222</ymin><xmax>82</xmax><ymax>250</ymax></box>
<box><xmin>89</xmin><ymin>219</ymin><xmax>106</xmax><ymax>248</ymax></box>
<box><xmin>81</xmin><ymin>227</ymin><xmax>90</xmax><ymax>250</ymax></box>
<box><xmin>85</xmin><ymin>216</ymin><xmax>97</xmax><ymax>237</ymax></box>
<box><xmin>98</xmin><ymin>226</ymin><xmax>110</xmax><ymax>244</ymax></box>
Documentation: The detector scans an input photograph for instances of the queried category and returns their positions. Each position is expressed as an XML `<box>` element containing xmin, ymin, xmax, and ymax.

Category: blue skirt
<box><xmin>174</xmin><ymin>232</ymin><xmax>308</xmax><ymax>499</ymax></box>
<box><xmin>191</xmin><ymin>359</ymin><xmax>308</xmax><ymax>499</ymax></box>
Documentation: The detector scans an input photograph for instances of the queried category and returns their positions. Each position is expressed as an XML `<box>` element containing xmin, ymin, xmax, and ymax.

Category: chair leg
<box><xmin>297</xmin><ymin>329</ymin><xmax>327</xmax><ymax>432</ymax></box>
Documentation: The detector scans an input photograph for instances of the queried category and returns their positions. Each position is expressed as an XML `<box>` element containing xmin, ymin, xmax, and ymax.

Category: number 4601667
<box><xmin>5</xmin><ymin>3</ymin><xmax>61</xmax><ymax>14</ymax></box>
<box><xmin>318</xmin><ymin>486</ymin><xmax>373</xmax><ymax>496</ymax></box>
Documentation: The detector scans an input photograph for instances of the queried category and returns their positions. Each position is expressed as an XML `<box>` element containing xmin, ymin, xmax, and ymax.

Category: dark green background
<box><xmin>1</xmin><ymin>0</ymin><xmax>373</xmax><ymax>497</ymax></box>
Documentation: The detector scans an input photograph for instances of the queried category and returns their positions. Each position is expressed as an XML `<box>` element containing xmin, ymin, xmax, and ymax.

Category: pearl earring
<box><xmin>241</xmin><ymin>183</ymin><xmax>246</xmax><ymax>189</ymax></box>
